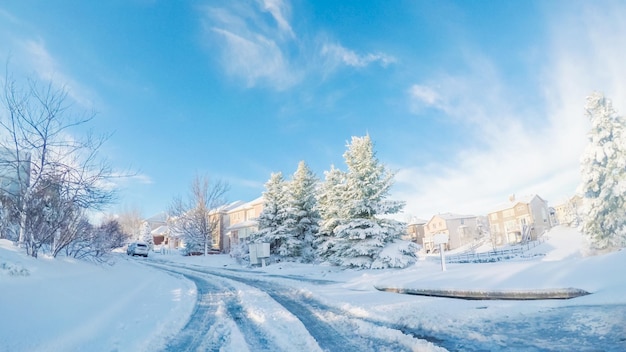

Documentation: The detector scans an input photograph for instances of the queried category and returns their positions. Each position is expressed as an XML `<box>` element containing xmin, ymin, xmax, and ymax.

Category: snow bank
<box><xmin>0</xmin><ymin>240</ymin><xmax>196</xmax><ymax>352</ymax></box>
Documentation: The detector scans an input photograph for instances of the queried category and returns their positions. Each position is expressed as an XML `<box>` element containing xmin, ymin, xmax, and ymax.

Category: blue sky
<box><xmin>1</xmin><ymin>1</ymin><xmax>625</xmax><ymax>220</ymax></box>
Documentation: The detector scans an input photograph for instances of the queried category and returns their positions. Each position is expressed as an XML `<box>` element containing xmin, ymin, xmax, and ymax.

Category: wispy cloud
<box><xmin>394</xmin><ymin>1</ymin><xmax>626</xmax><ymax>219</ymax></box>
<box><xmin>18</xmin><ymin>39</ymin><xmax>96</xmax><ymax>108</ymax></box>
<box><xmin>258</xmin><ymin>0</ymin><xmax>295</xmax><ymax>39</ymax></box>
<box><xmin>201</xmin><ymin>0</ymin><xmax>395</xmax><ymax>90</ymax></box>
<box><xmin>320</xmin><ymin>43</ymin><xmax>396</xmax><ymax>69</ymax></box>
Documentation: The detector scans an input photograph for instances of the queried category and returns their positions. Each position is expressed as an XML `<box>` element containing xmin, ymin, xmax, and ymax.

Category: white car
<box><xmin>127</xmin><ymin>242</ymin><xmax>149</xmax><ymax>257</ymax></box>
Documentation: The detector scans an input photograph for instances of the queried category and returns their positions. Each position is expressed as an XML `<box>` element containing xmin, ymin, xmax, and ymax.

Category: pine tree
<box><xmin>579</xmin><ymin>92</ymin><xmax>626</xmax><ymax>250</ymax></box>
<box><xmin>249</xmin><ymin>172</ymin><xmax>291</xmax><ymax>257</ymax></box>
<box><xmin>284</xmin><ymin>161</ymin><xmax>320</xmax><ymax>262</ymax></box>
<box><xmin>328</xmin><ymin>135</ymin><xmax>417</xmax><ymax>269</ymax></box>
<box><xmin>141</xmin><ymin>221</ymin><xmax>154</xmax><ymax>250</ymax></box>
<box><xmin>315</xmin><ymin>165</ymin><xmax>346</xmax><ymax>259</ymax></box>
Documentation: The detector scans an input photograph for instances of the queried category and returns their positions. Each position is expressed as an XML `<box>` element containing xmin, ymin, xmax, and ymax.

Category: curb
<box><xmin>374</xmin><ymin>286</ymin><xmax>591</xmax><ymax>300</ymax></box>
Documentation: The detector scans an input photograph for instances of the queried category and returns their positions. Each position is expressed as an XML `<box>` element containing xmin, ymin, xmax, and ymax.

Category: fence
<box><xmin>441</xmin><ymin>235</ymin><xmax>548</xmax><ymax>264</ymax></box>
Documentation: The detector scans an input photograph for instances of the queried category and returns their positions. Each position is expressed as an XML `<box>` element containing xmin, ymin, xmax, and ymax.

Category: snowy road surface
<box><xmin>147</xmin><ymin>259</ymin><xmax>626</xmax><ymax>352</ymax></box>
<box><xmin>148</xmin><ymin>262</ymin><xmax>441</xmax><ymax>352</ymax></box>
<box><xmin>3</xmin><ymin>227</ymin><xmax>626</xmax><ymax>352</ymax></box>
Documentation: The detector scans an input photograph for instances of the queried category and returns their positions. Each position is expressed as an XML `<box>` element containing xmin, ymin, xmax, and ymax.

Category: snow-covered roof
<box><xmin>226</xmin><ymin>220</ymin><xmax>258</xmax><ymax>232</ymax></box>
<box><xmin>227</xmin><ymin>197</ymin><xmax>264</xmax><ymax>213</ymax></box>
<box><xmin>145</xmin><ymin>212</ymin><xmax>168</xmax><ymax>224</ymax></box>
<box><xmin>150</xmin><ymin>225</ymin><xmax>169</xmax><ymax>236</ymax></box>
<box><xmin>488</xmin><ymin>194</ymin><xmax>545</xmax><ymax>214</ymax></box>
<box><xmin>433</xmin><ymin>213</ymin><xmax>476</xmax><ymax>221</ymax></box>
<box><xmin>408</xmin><ymin>217</ymin><xmax>427</xmax><ymax>225</ymax></box>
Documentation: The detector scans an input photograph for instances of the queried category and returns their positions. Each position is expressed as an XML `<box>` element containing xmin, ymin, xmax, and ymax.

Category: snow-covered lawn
<box><xmin>1</xmin><ymin>226</ymin><xmax>625</xmax><ymax>351</ymax></box>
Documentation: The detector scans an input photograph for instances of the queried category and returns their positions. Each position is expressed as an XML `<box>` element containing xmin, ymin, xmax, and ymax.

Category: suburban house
<box><xmin>404</xmin><ymin>217</ymin><xmax>427</xmax><ymax>247</ymax></box>
<box><xmin>224</xmin><ymin>197</ymin><xmax>264</xmax><ymax>253</ymax></box>
<box><xmin>145</xmin><ymin>212</ymin><xmax>180</xmax><ymax>250</ymax></box>
<box><xmin>144</xmin><ymin>200</ymin><xmax>246</xmax><ymax>253</ymax></box>
<box><xmin>553</xmin><ymin>195</ymin><xmax>583</xmax><ymax>227</ymax></box>
<box><xmin>487</xmin><ymin>194</ymin><xmax>552</xmax><ymax>246</ymax></box>
<box><xmin>0</xmin><ymin>148</ymin><xmax>31</xmax><ymax>240</ymax></box>
<box><xmin>423</xmin><ymin>213</ymin><xmax>479</xmax><ymax>252</ymax></box>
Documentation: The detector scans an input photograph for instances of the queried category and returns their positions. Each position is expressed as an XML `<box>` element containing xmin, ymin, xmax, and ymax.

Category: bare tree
<box><xmin>117</xmin><ymin>206</ymin><xmax>144</xmax><ymax>242</ymax></box>
<box><xmin>0</xmin><ymin>68</ymin><xmax>117</xmax><ymax>257</ymax></box>
<box><xmin>169</xmin><ymin>175</ymin><xmax>229</xmax><ymax>256</ymax></box>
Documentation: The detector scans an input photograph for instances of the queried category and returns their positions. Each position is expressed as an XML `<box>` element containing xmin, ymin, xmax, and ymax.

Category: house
<box><xmin>487</xmin><ymin>194</ymin><xmax>552</xmax><ymax>246</ymax></box>
<box><xmin>553</xmin><ymin>195</ymin><xmax>583</xmax><ymax>227</ymax></box>
<box><xmin>144</xmin><ymin>200</ymin><xmax>245</xmax><ymax>253</ymax></box>
<box><xmin>224</xmin><ymin>197</ymin><xmax>264</xmax><ymax>253</ymax></box>
<box><xmin>404</xmin><ymin>217</ymin><xmax>427</xmax><ymax>247</ymax></box>
<box><xmin>0</xmin><ymin>148</ymin><xmax>30</xmax><ymax>240</ymax></box>
<box><xmin>423</xmin><ymin>213</ymin><xmax>479</xmax><ymax>252</ymax></box>
<box><xmin>213</xmin><ymin>201</ymin><xmax>246</xmax><ymax>252</ymax></box>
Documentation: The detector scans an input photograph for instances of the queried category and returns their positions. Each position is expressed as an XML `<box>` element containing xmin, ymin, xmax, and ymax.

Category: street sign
<box><xmin>433</xmin><ymin>233</ymin><xmax>449</xmax><ymax>245</ymax></box>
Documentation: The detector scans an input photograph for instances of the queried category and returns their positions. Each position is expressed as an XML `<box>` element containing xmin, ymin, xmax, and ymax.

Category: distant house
<box><xmin>553</xmin><ymin>195</ymin><xmax>583</xmax><ymax>227</ymax></box>
<box><xmin>423</xmin><ymin>213</ymin><xmax>479</xmax><ymax>252</ymax></box>
<box><xmin>404</xmin><ymin>217</ymin><xmax>427</xmax><ymax>247</ymax></box>
<box><xmin>0</xmin><ymin>148</ymin><xmax>30</xmax><ymax>240</ymax></box>
<box><xmin>487</xmin><ymin>194</ymin><xmax>552</xmax><ymax>246</ymax></box>
<box><xmin>145</xmin><ymin>200</ymin><xmax>246</xmax><ymax>253</ymax></box>
<box><xmin>224</xmin><ymin>197</ymin><xmax>264</xmax><ymax>253</ymax></box>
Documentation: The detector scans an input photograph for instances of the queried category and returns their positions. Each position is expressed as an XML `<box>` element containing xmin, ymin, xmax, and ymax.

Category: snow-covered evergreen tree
<box><xmin>248</xmin><ymin>172</ymin><xmax>291</xmax><ymax>258</ymax></box>
<box><xmin>327</xmin><ymin>135</ymin><xmax>417</xmax><ymax>269</ymax></box>
<box><xmin>315</xmin><ymin>165</ymin><xmax>346</xmax><ymax>259</ymax></box>
<box><xmin>140</xmin><ymin>221</ymin><xmax>154</xmax><ymax>250</ymax></box>
<box><xmin>284</xmin><ymin>161</ymin><xmax>320</xmax><ymax>262</ymax></box>
<box><xmin>579</xmin><ymin>92</ymin><xmax>626</xmax><ymax>250</ymax></box>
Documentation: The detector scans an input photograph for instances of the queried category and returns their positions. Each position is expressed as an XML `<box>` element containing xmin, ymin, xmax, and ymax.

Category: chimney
<box><xmin>508</xmin><ymin>194</ymin><xmax>516</xmax><ymax>202</ymax></box>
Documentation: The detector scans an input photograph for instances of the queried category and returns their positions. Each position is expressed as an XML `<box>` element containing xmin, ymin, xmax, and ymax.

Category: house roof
<box><xmin>433</xmin><ymin>213</ymin><xmax>476</xmax><ymax>221</ymax></box>
<box><xmin>408</xmin><ymin>217</ymin><xmax>427</xmax><ymax>225</ymax></box>
<box><xmin>226</xmin><ymin>220</ymin><xmax>258</xmax><ymax>232</ymax></box>
<box><xmin>227</xmin><ymin>196</ymin><xmax>264</xmax><ymax>213</ymax></box>
<box><xmin>150</xmin><ymin>225</ymin><xmax>169</xmax><ymax>235</ymax></box>
<box><xmin>488</xmin><ymin>194</ymin><xmax>545</xmax><ymax>214</ymax></box>
<box><xmin>145</xmin><ymin>212</ymin><xmax>168</xmax><ymax>224</ymax></box>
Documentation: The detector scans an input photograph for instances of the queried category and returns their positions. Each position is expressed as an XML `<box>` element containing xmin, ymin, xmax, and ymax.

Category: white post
<box><xmin>439</xmin><ymin>243</ymin><xmax>447</xmax><ymax>271</ymax></box>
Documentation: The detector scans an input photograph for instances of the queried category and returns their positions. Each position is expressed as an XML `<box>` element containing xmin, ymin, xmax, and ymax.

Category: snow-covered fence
<box><xmin>444</xmin><ymin>237</ymin><xmax>547</xmax><ymax>264</ymax></box>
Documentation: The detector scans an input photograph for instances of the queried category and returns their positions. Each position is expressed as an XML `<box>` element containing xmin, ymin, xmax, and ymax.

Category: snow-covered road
<box><xmin>145</xmin><ymin>257</ymin><xmax>626</xmax><ymax>352</ymax></box>
<box><xmin>3</xmin><ymin>227</ymin><xmax>626</xmax><ymax>351</ymax></box>
<box><xmin>147</xmin><ymin>261</ymin><xmax>441</xmax><ymax>351</ymax></box>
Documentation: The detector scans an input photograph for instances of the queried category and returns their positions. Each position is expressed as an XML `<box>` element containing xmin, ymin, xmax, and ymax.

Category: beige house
<box><xmin>404</xmin><ymin>218</ymin><xmax>427</xmax><ymax>247</ymax></box>
<box><xmin>488</xmin><ymin>194</ymin><xmax>552</xmax><ymax>246</ymax></box>
<box><xmin>423</xmin><ymin>213</ymin><xmax>478</xmax><ymax>252</ymax></box>
<box><xmin>553</xmin><ymin>195</ymin><xmax>583</xmax><ymax>227</ymax></box>
<box><xmin>224</xmin><ymin>197</ymin><xmax>264</xmax><ymax>253</ymax></box>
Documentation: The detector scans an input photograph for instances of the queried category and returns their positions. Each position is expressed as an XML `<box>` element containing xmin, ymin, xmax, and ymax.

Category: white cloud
<box><xmin>320</xmin><ymin>43</ymin><xmax>396</xmax><ymax>69</ymax></box>
<box><xmin>19</xmin><ymin>39</ymin><xmax>96</xmax><ymax>108</ymax></box>
<box><xmin>202</xmin><ymin>1</ymin><xmax>395</xmax><ymax>90</ymax></box>
<box><xmin>258</xmin><ymin>0</ymin><xmax>295</xmax><ymax>39</ymax></box>
<box><xmin>394</xmin><ymin>2</ymin><xmax>626</xmax><ymax>219</ymax></box>
<box><xmin>211</xmin><ymin>27</ymin><xmax>299</xmax><ymax>89</ymax></box>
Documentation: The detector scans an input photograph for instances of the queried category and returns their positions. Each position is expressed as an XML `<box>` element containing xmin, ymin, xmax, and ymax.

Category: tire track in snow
<box><xmin>153</xmin><ymin>267</ymin><xmax>282</xmax><ymax>352</ymax></box>
<box><xmin>159</xmin><ymin>262</ymin><xmax>439</xmax><ymax>352</ymax></box>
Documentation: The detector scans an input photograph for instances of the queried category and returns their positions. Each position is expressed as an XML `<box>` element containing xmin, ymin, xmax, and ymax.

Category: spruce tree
<box><xmin>249</xmin><ymin>172</ymin><xmax>290</xmax><ymax>257</ymax></box>
<box><xmin>579</xmin><ymin>92</ymin><xmax>626</xmax><ymax>250</ymax></box>
<box><xmin>315</xmin><ymin>165</ymin><xmax>346</xmax><ymax>259</ymax></box>
<box><xmin>284</xmin><ymin>161</ymin><xmax>320</xmax><ymax>262</ymax></box>
<box><xmin>141</xmin><ymin>221</ymin><xmax>154</xmax><ymax>250</ymax></box>
<box><xmin>328</xmin><ymin>135</ymin><xmax>417</xmax><ymax>269</ymax></box>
